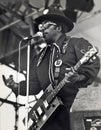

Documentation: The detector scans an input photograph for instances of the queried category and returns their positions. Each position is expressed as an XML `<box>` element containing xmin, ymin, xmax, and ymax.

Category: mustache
<box><xmin>43</xmin><ymin>32</ymin><xmax>48</xmax><ymax>37</ymax></box>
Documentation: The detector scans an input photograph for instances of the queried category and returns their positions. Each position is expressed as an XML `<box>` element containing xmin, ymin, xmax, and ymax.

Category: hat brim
<box><xmin>35</xmin><ymin>14</ymin><xmax>74</xmax><ymax>32</ymax></box>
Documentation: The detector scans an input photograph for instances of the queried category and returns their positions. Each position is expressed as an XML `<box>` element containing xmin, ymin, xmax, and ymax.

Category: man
<box><xmin>5</xmin><ymin>8</ymin><xmax>100</xmax><ymax>130</ymax></box>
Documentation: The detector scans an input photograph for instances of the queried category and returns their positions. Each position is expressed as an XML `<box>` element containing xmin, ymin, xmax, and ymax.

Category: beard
<box><xmin>43</xmin><ymin>34</ymin><xmax>54</xmax><ymax>45</ymax></box>
<box><xmin>45</xmin><ymin>38</ymin><xmax>54</xmax><ymax>44</ymax></box>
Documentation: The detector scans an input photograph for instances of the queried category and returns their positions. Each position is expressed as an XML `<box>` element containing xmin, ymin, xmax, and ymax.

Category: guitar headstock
<box><xmin>80</xmin><ymin>46</ymin><xmax>98</xmax><ymax>64</ymax></box>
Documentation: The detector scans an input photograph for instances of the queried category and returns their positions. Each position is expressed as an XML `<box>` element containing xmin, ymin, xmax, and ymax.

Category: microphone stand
<box><xmin>14</xmin><ymin>95</ymin><xmax>19</xmax><ymax>130</ymax></box>
<box><xmin>18</xmin><ymin>36</ymin><xmax>45</xmax><ymax>130</ymax></box>
<box><xmin>25</xmin><ymin>40</ymin><xmax>31</xmax><ymax>130</ymax></box>
<box><xmin>18</xmin><ymin>38</ymin><xmax>31</xmax><ymax>130</ymax></box>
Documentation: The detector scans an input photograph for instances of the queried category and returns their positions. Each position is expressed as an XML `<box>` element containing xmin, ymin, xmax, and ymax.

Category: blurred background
<box><xmin>0</xmin><ymin>0</ymin><xmax>101</xmax><ymax>130</ymax></box>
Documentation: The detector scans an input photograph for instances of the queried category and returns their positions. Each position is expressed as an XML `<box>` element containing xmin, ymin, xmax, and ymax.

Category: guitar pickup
<box><xmin>32</xmin><ymin>110</ymin><xmax>39</xmax><ymax>120</ymax></box>
<box><xmin>37</xmin><ymin>106</ymin><xmax>44</xmax><ymax>116</ymax></box>
<box><xmin>43</xmin><ymin>100</ymin><xmax>49</xmax><ymax>109</ymax></box>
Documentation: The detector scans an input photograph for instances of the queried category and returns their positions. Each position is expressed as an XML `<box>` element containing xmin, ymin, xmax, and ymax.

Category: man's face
<box><xmin>39</xmin><ymin>21</ymin><xmax>58</xmax><ymax>43</ymax></box>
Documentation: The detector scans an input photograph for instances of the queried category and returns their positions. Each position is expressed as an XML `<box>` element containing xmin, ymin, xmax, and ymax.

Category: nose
<box><xmin>43</xmin><ymin>28</ymin><xmax>49</xmax><ymax>35</ymax></box>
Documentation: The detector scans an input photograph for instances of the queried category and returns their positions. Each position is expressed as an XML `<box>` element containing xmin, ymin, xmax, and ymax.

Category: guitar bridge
<box><xmin>37</xmin><ymin>106</ymin><xmax>44</xmax><ymax>116</ymax></box>
<box><xmin>43</xmin><ymin>100</ymin><xmax>49</xmax><ymax>109</ymax></box>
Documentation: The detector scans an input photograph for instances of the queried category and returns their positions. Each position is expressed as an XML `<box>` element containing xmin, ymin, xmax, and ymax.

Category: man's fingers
<box><xmin>65</xmin><ymin>71</ymin><xmax>74</xmax><ymax>77</ymax></box>
<box><xmin>6</xmin><ymin>78</ymin><xmax>15</xmax><ymax>87</ymax></box>
<box><xmin>66</xmin><ymin>68</ymin><xmax>71</xmax><ymax>71</ymax></box>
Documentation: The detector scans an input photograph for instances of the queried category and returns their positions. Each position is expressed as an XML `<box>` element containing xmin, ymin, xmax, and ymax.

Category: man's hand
<box><xmin>65</xmin><ymin>67</ymin><xmax>86</xmax><ymax>84</ymax></box>
<box><xmin>2</xmin><ymin>75</ymin><xmax>18</xmax><ymax>89</ymax></box>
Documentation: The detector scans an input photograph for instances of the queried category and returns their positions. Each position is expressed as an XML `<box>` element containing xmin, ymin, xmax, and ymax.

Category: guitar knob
<box><xmin>52</xmin><ymin>103</ymin><xmax>56</xmax><ymax>108</ymax></box>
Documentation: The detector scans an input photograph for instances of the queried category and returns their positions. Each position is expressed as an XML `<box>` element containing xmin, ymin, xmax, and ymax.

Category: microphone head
<box><xmin>37</xmin><ymin>31</ymin><xmax>43</xmax><ymax>37</ymax></box>
<box><xmin>23</xmin><ymin>32</ymin><xmax>43</xmax><ymax>41</ymax></box>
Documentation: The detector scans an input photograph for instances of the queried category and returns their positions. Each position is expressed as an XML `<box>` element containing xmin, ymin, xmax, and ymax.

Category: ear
<box><xmin>56</xmin><ymin>25</ymin><xmax>62</xmax><ymax>32</ymax></box>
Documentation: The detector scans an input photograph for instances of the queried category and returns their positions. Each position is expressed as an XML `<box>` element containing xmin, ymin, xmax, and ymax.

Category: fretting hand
<box><xmin>65</xmin><ymin>67</ymin><xmax>86</xmax><ymax>84</ymax></box>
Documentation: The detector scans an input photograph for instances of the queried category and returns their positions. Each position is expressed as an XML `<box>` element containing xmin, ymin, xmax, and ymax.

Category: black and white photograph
<box><xmin>0</xmin><ymin>0</ymin><xmax>101</xmax><ymax>130</ymax></box>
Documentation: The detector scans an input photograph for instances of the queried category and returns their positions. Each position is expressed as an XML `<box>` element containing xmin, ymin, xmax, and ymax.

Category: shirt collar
<box><xmin>56</xmin><ymin>34</ymin><xmax>66</xmax><ymax>50</ymax></box>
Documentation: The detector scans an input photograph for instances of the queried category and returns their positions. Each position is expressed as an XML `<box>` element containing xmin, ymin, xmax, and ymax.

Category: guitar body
<box><xmin>28</xmin><ymin>85</ymin><xmax>63</xmax><ymax>130</ymax></box>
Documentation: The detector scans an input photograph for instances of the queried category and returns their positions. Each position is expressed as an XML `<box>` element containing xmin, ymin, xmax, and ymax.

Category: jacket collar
<box><xmin>37</xmin><ymin>34</ymin><xmax>71</xmax><ymax>66</ymax></box>
<box><xmin>56</xmin><ymin>34</ymin><xmax>71</xmax><ymax>54</ymax></box>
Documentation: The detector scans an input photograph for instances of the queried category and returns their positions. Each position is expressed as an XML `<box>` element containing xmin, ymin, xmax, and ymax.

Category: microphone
<box><xmin>23</xmin><ymin>32</ymin><xmax>43</xmax><ymax>41</ymax></box>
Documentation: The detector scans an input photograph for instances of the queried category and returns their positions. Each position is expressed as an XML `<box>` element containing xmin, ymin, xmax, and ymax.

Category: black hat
<box><xmin>35</xmin><ymin>7</ymin><xmax>74</xmax><ymax>32</ymax></box>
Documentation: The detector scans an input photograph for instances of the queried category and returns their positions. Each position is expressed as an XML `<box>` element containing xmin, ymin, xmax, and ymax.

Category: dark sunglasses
<box><xmin>38</xmin><ymin>21</ymin><xmax>57</xmax><ymax>31</ymax></box>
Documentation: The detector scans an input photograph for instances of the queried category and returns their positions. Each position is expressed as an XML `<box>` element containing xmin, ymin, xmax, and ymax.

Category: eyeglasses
<box><xmin>38</xmin><ymin>22</ymin><xmax>57</xmax><ymax>31</ymax></box>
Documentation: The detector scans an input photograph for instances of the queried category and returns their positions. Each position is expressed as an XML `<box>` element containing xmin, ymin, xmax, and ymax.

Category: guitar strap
<box><xmin>54</xmin><ymin>59</ymin><xmax>62</xmax><ymax>86</ymax></box>
<box><xmin>49</xmin><ymin>36</ymin><xmax>71</xmax><ymax>87</ymax></box>
<box><xmin>49</xmin><ymin>45</ymin><xmax>56</xmax><ymax>86</ymax></box>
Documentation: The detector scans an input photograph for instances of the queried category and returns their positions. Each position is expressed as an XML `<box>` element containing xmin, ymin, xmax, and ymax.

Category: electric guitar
<box><xmin>27</xmin><ymin>46</ymin><xmax>98</xmax><ymax>130</ymax></box>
